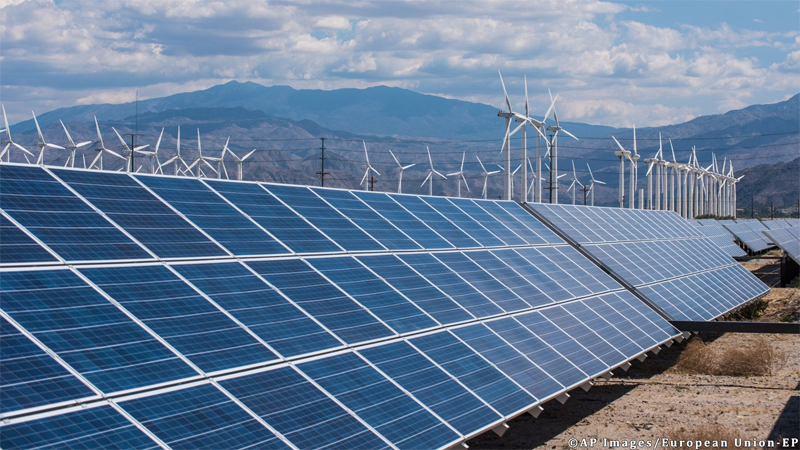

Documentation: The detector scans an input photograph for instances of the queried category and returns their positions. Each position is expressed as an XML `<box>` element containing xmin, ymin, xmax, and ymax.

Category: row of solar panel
<box><xmin>0</xmin><ymin>165</ymin><xmax>560</xmax><ymax>265</ymax></box>
<box><xmin>530</xmin><ymin>204</ymin><xmax>770</xmax><ymax>321</ymax></box>
<box><xmin>1</xmin><ymin>288</ymin><xmax>677</xmax><ymax>450</ymax></box>
<box><xmin>763</xmin><ymin>228</ymin><xmax>800</xmax><ymax>265</ymax></box>
<box><xmin>1</xmin><ymin>242</ymin><xmax>630</xmax><ymax>417</ymax></box>
<box><xmin>722</xmin><ymin>221</ymin><xmax>774</xmax><ymax>253</ymax></box>
<box><xmin>690</xmin><ymin>220</ymin><xmax>746</xmax><ymax>258</ymax></box>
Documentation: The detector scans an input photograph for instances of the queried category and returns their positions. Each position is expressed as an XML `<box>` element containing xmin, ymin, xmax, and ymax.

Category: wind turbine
<box><xmin>628</xmin><ymin>125</ymin><xmax>640</xmax><ymax>209</ymax></box>
<box><xmin>670</xmin><ymin>139</ymin><xmax>681</xmax><ymax>215</ymax></box>
<box><xmin>447</xmin><ymin>151</ymin><xmax>470</xmax><ymax>198</ymax></box>
<box><xmin>0</xmin><ymin>105</ymin><xmax>34</xmax><ymax>162</ymax></box>
<box><xmin>545</xmin><ymin>162</ymin><xmax>566</xmax><ymax>201</ymax></box>
<box><xmin>389</xmin><ymin>150</ymin><xmax>415</xmax><ymax>194</ymax></box>
<box><xmin>567</xmin><ymin>160</ymin><xmax>584</xmax><ymax>205</ymax></box>
<box><xmin>359</xmin><ymin>141</ymin><xmax>380</xmax><ymax>191</ymax></box>
<box><xmin>511</xmin><ymin>76</ymin><xmax>548</xmax><ymax>203</ymax></box>
<box><xmin>643</xmin><ymin>135</ymin><xmax>661</xmax><ymax>210</ymax></box>
<box><xmin>421</xmin><ymin>146</ymin><xmax>446</xmax><ymax>196</ymax></box>
<box><xmin>112</xmin><ymin>127</ymin><xmax>149</xmax><ymax>173</ymax></box>
<box><xmin>32</xmin><ymin>111</ymin><xmax>66</xmax><ymax>165</ymax></box>
<box><xmin>215</xmin><ymin>136</ymin><xmax>231</xmax><ymax>180</ymax></box>
<box><xmin>509</xmin><ymin>164</ymin><xmax>521</xmax><ymax>198</ymax></box>
<box><xmin>89</xmin><ymin>117</ymin><xmax>125</xmax><ymax>170</ymax></box>
<box><xmin>477</xmin><ymin>156</ymin><xmax>501</xmax><ymax>199</ymax></box>
<box><xmin>59</xmin><ymin>120</ymin><xmax>92</xmax><ymax>168</ymax></box>
<box><xmin>186</xmin><ymin>129</ymin><xmax>218</xmax><ymax>178</ymax></box>
<box><xmin>586</xmin><ymin>163</ymin><xmax>605</xmax><ymax>206</ymax></box>
<box><xmin>227</xmin><ymin>145</ymin><xmax>257</xmax><ymax>181</ymax></box>
<box><xmin>611</xmin><ymin>135</ymin><xmax>631</xmax><ymax>208</ymax></box>
<box><xmin>544</xmin><ymin>91</ymin><xmax>578</xmax><ymax>204</ymax></box>
<box><xmin>158</xmin><ymin>126</ymin><xmax>190</xmax><ymax>176</ymax></box>
<box><xmin>497</xmin><ymin>70</ymin><xmax>515</xmax><ymax>200</ymax></box>
<box><xmin>135</xmin><ymin>128</ymin><xmax>164</xmax><ymax>174</ymax></box>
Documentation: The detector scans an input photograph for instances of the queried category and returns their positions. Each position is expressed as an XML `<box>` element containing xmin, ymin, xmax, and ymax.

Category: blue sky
<box><xmin>1</xmin><ymin>0</ymin><xmax>798</xmax><ymax>127</ymax></box>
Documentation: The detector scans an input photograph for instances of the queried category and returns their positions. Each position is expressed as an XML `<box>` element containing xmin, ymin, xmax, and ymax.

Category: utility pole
<box><xmin>581</xmin><ymin>184</ymin><xmax>590</xmax><ymax>205</ymax></box>
<box><xmin>369</xmin><ymin>175</ymin><xmax>375</xmax><ymax>192</ymax></box>
<box><xmin>770</xmin><ymin>201</ymin><xmax>774</xmax><ymax>220</ymax></box>
<box><xmin>316</xmin><ymin>137</ymin><xmax>329</xmax><ymax>187</ymax></box>
<box><xmin>751</xmin><ymin>196</ymin><xmax>754</xmax><ymax>218</ymax></box>
<box><xmin>124</xmin><ymin>90</ymin><xmax>141</xmax><ymax>172</ymax></box>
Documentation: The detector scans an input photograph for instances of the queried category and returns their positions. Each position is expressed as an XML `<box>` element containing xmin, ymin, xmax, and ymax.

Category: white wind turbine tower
<box><xmin>497</xmin><ymin>70</ymin><xmax>515</xmax><ymax>200</ymax></box>
<box><xmin>390</xmin><ymin>150</ymin><xmax>416</xmax><ymax>194</ymax></box>
<box><xmin>90</xmin><ymin>117</ymin><xmax>125</xmax><ymax>170</ymax></box>
<box><xmin>215</xmin><ymin>137</ymin><xmax>232</xmax><ymax>180</ymax></box>
<box><xmin>477</xmin><ymin>156</ymin><xmax>501</xmax><ymax>199</ymax></box>
<box><xmin>545</xmin><ymin>91</ymin><xmax>579</xmax><ymax>204</ymax></box>
<box><xmin>32</xmin><ymin>111</ymin><xmax>66</xmax><ymax>165</ymax></box>
<box><xmin>628</xmin><ymin>125</ymin><xmax>640</xmax><ymax>209</ymax></box>
<box><xmin>545</xmin><ymin>162</ymin><xmax>566</xmax><ymax>200</ymax></box>
<box><xmin>731</xmin><ymin>163</ymin><xmax>743</xmax><ymax>219</ymax></box>
<box><xmin>567</xmin><ymin>160</ymin><xmax>584</xmax><ymax>205</ymax></box>
<box><xmin>643</xmin><ymin>135</ymin><xmax>662</xmax><ymax>210</ymax></box>
<box><xmin>0</xmin><ymin>106</ymin><xmax>34</xmax><ymax>162</ymax></box>
<box><xmin>59</xmin><ymin>120</ymin><xmax>92</xmax><ymax>168</ymax></box>
<box><xmin>227</xmin><ymin>145</ymin><xmax>257</xmax><ymax>181</ymax></box>
<box><xmin>112</xmin><ymin>127</ymin><xmax>149</xmax><ymax>173</ymax></box>
<box><xmin>159</xmin><ymin>126</ymin><xmax>191</xmax><ymax>176</ymax></box>
<box><xmin>447</xmin><ymin>151</ymin><xmax>470</xmax><ymax>198</ymax></box>
<box><xmin>359</xmin><ymin>141</ymin><xmax>380</xmax><ymax>190</ymax></box>
<box><xmin>611</xmin><ymin>135</ymin><xmax>631</xmax><ymax>208</ymax></box>
<box><xmin>421</xmin><ymin>146</ymin><xmax>446</xmax><ymax>196</ymax></box>
<box><xmin>669</xmin><ymin>139</ymin><xmax>681</xmax><ymax>215</ymax></box>
<box><xmin>586</xmin><ymin>163</ymin><xmax>605</xmax><ymax>206</ymax></box>
<box><xmin>509</xmin><ymin>164</ymin><xmax>521</xmax><ymax>199</ymax></box>
<box><xmin>510</xmin><ymin>76</ymin><xmax>548</xmax><ymax>203</ymax></box>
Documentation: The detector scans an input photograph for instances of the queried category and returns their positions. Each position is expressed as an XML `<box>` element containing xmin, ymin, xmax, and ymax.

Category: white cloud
<box><xmin>314</xmin><ymin>16</ymin><xmax>351</xmax><ymax>30</ymax></box>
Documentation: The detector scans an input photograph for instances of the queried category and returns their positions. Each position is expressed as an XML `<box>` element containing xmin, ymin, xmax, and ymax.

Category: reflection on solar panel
<box><xmin>531</xmin><ymin>204</ymin><xmax>768</xmax><ymax>321</ymax></box>
<box><xmin>764</xmin><ymin>228</ymin><xmax>800</xmax><ymax>265</ymax></box>
<box><xmin>2</xmin><ymin>164</ymin><xmax>764</xmax><ymax>449</ymax></box>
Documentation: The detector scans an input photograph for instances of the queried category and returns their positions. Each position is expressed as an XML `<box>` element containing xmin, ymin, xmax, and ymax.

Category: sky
<box><xmin>1</xmin><ymin>0</ymin><xmax>798</xmax><ymax>127</ymax></box>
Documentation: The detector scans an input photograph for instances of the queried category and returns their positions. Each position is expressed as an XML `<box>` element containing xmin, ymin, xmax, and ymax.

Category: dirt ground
<box><xmin>468</xmin><ymin>259</ymin><xmax>800</xmax><ymax>450</ymax></box>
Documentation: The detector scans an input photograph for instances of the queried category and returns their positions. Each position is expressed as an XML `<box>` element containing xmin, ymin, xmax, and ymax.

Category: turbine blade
<box><xmin>112</xmin><ymin>127</ymin><xmax>132</xmax><ymax>152</ymax></box>
<box><xmin>611</xmin><ymin>136</ymin><xmax>626</xmax><ymax>153</ymax></box>
<box><xmin>498</xmin><ymin>70</ymin><xmax>512</xmax><ymax>112</ymax></box>
<box><xmin>60</xmin><ymin>120</ymin><xmax>75</xmax><ymax>146</ymax></box>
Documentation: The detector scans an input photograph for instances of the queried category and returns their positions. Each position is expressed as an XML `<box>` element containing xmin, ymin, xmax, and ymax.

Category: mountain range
<box><xmin>5</xmin><ymin>81</ymin><xmax>798</xmax><ymax>206</ymax></box>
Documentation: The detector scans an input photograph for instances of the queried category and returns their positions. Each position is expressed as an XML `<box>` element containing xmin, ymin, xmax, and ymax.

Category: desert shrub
<box><xmin>675</xmin><ymin>336</ymin><xmax>785</xmax><ymax>376</ymax></box>
<box><xmin>729</xmin><ymin>298</ymin><xmax>769</xmax><ymax>321</ymax></box>
<box><xmin>667</xmin><ymin>422</ymin><xmax>738</xmax><ymax>449</ymax></box>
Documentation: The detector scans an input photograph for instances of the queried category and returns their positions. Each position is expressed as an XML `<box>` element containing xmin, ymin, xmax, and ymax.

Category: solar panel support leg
<box><xmin>674</xmin><ymin>334</ymin><xmax>685</xmax><ymax>343</ymax></box>
<box><xmin>636</xmin><ymin>353</ymin><xmax>648</xmax><ymax>362</ymax></box>
<box><xmin>556</xmin><ymin>392</ymin><xmax>570</xmax><ymax>404</ymax></box>
<box><xmin>492</xmin><ymin>423</ymin><xmax>510</xmax><ymax>437</ymax></box>
<box><xmin>600</xmin><ymin>371</ymin><xmax>614</xmax><ymax>380</ymax></box>
<box><xmin>580</xmin><ymin>381</ymin><xmax>593</xmax><ymax>392</ymax></box>
<box><xmin>650</xmin><ymin>346</ymin><xmax>661</xmax><ymax>355</ymax></box>
<box><xmin>619</xmin><ymin>362</ymin><xmax>632</xmax><ymax>372</ymax></box>
<box><xmin>682</xmin><ymin>331</ymin><xmax>691</xmax><ymax>340</ymax></box>
<box><xmin>663</xmin><ymin>340</ymin><xmax>673</xmax><ymax>348</ymax></box>
<box><xmin>528</xmin><ymin>405</ymin><xmax>544</xmax><ymax>418</ymax></box>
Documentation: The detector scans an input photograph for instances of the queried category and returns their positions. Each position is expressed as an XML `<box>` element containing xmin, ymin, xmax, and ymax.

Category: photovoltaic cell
<box><xmin>306</xmin><ymin>256</ymin><xmax>438</xmax><ymax>334</ymax></box>
<box><xmin>310</xmin><ymin>188</ymin><xmax>421</xmax><ymax>250</ymax></box>
<box><xmin>489</xmin><ymin>248</ymin><xmax>567</xmax><ymax>304</ymax></box>
<box><xmin>219</xmin><ymin>366</ymin><xmax>390</xmax><ymax>450</ymax></box>
<box><xmin>204</xmin><ymin>180</ymin><xmax>341</xmax><ymax>254</ymax></box>
<box><xmin>398</xmin><ymin>253</ymin><xmax>504</xmax><ymax>318</ymax></box>
<box><xmin>431</xmin><ymin>251</ymin><xmax>530</xmax><ymax>313</ymax></box>
<box><xmin>51</xmin><ymin>169</ymin><xmax>226</xmax><ymax>259</ymax></box>
<box><xmin>390</xmin><ymin>194</ymin><xmax>481</xmax><ymax>248</ymax></box>
<box><xmin>135</xmin><ymin>175</ymin><xmax>289</xmax><ymax>256</ymax></box>
<box><xmin>171</xmin><ymin>261</ymin><xmax>343</xmax><ymax>358</ymax></box>
<box><xmin>81</xmin><ymin>265</ymin><xmax>278</xmax><ymax>373</ymax></box>
<box><xmin>538</xmin><ymin>306</ymin><xmax>627</xmax><ymax>369</ymax></box>
<box><xmin>409</xmin><ymin>331</ymin><xmax>536</xmax><ymax>417</ymax></box>
<box><xmin>495</xmin><ymin>202</ymin><xmax>563</xmax><ymax>244</ymax></box>
<box><xmin>421</xmin><ymin>197</ymin><xmax>504</xmax><ymax>247</ymax></box>
<box><xmin>358</xmin><ymin>254</ymin><xmax>474</xmax><ymax>325</ymax></box>
<box><xmin>0</xmin><ymin>269</ymin><xmax>196</xmax><ymax>393</ymax></box>
<box><xmin>0</xmin><ymin>215</ymin><xmax>57</xmax><ymax>264</ymax></box>
<box><xmin>449</xmin><ymin>199</ymin><xmax>527</xmax><ymax>246</ymax></box>
<box><xmin>0</xmin><ymin>406</ymin><xmax>159</xmax><ymax>450</ymax></box>
<box><xmin>352</xmin><ymin>191</ymin><xmax>454</xmax><ymax>250</ymax></box>
<box><xmin>263</xmin><ymin>184</ymin><xmax>384</xmax><ymax>251</ymax></box>
<box><xmin>119</xmin><ymin>383</ymin><xmax>290</xmax><ymax>449</ymax></box>
<box><xmin>463</xmin><ymin>250</ymin><xmax>552</xmax><ymax>308</ymax></box>
<box><xmin>358</xmin><ymin>341</ymin><xmax>503</xmax><ymax>436</ymax></box>
<box><xmin>298</xmin><ymin>352</ymin><xmax>460</xmax><ymax>450</ymax></box>
<box><xmin>0</xmin><ymin>317</ymin><xmax>95</xmax><ymax>415</ymax></box>
<box><xmin>247</xmin><ymin>259</ymin><xmax>394</xmax><ymax>344</ymax></box>
<box><xmin>451</xmin><ymin>324</ymin><xmax>559</xmax><ymax>401</ymax></box>
<box><xmin>0</xmin><ymin>165</ymin><xmax>150</xmax><ymax>262</ymax></box>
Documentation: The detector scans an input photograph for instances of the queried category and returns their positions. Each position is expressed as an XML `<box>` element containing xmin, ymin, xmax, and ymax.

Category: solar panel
<box><xmin>135</xmin><ymin>175</ymin><xmax>290</xmax><ymax>257</ymax></box>
<box><xmin>764</xmin><ymin>228</ymin><xmax>800</xmax><ymax>265</ymax></box>
<box><xmin>0</xmin><ymin>165</ymin><xmax>151</xmax><ymax>262</ymax></box>
<box><xmin>689</xmin><ymin>220</ymin><xmax>746</xmax><ymax>258</ymax></box>
<box><xmin>722</xmin><ymin>220</ymin><xmax>773</xmax><ymax>252</ymax></box>
<box><xmin>2</xmin><ymin>164</ymin><xmax>719</xmax><ymax>449</ymax></box>
<box><xmin>0</xmin><ymin>215</ymin><xmax>57</xmax><ymax>265</ymax></box>
<box><xmin>531</xmin><ymin>204</ymin><xmax>768</xmax><ymax>321</ymax></box>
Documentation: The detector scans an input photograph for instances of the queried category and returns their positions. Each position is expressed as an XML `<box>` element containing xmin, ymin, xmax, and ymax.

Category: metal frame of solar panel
<box><xmin>1</xmin><ymin>163</ymin><xmax>684</xmax><ymax>450</ymax></box>
<box><xmin>529</xmin><ymin>204</ymin><xmax>769</xmax><ymax>323</ymax></box>
<box><xmin>722</xmin><ymin>220</ymin><xmax>774</xmax><ymax>253</ymax></box>
<box><xmin>690</xmin><ymin>220</ymin><xmax>746</xmax><ymax>258</ymax></box>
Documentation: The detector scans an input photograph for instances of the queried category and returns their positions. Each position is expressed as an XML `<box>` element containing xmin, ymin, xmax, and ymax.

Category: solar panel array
<box><xmin>1</xmin><ymin>164</ymin><xmax>685</xmax><ymax>450</ymax></box>
<box><xmin>763</xmin><ymin>227</ymin><xmax>800</xmax><ymax>265</ymax></box>
<box><xmin>690</xmin><ymin>220</ymin><xmax>746</xmax><ymax>258</ymax></box>
<box><xmin>529</xmin><ymin>204</ymin><xmax>769</xmax><ymax>322</ymax></box>
<box><xmin>722</xmin><ymin>220</ymin><xmax>775</xmax><ymax>253</ymax></box>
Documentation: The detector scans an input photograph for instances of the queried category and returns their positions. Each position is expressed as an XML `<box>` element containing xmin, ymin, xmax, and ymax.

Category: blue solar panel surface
<box><xmin>3</xmin><ymin>164</ymin><xmax>750</xmax><ymax>450</ymax></box>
